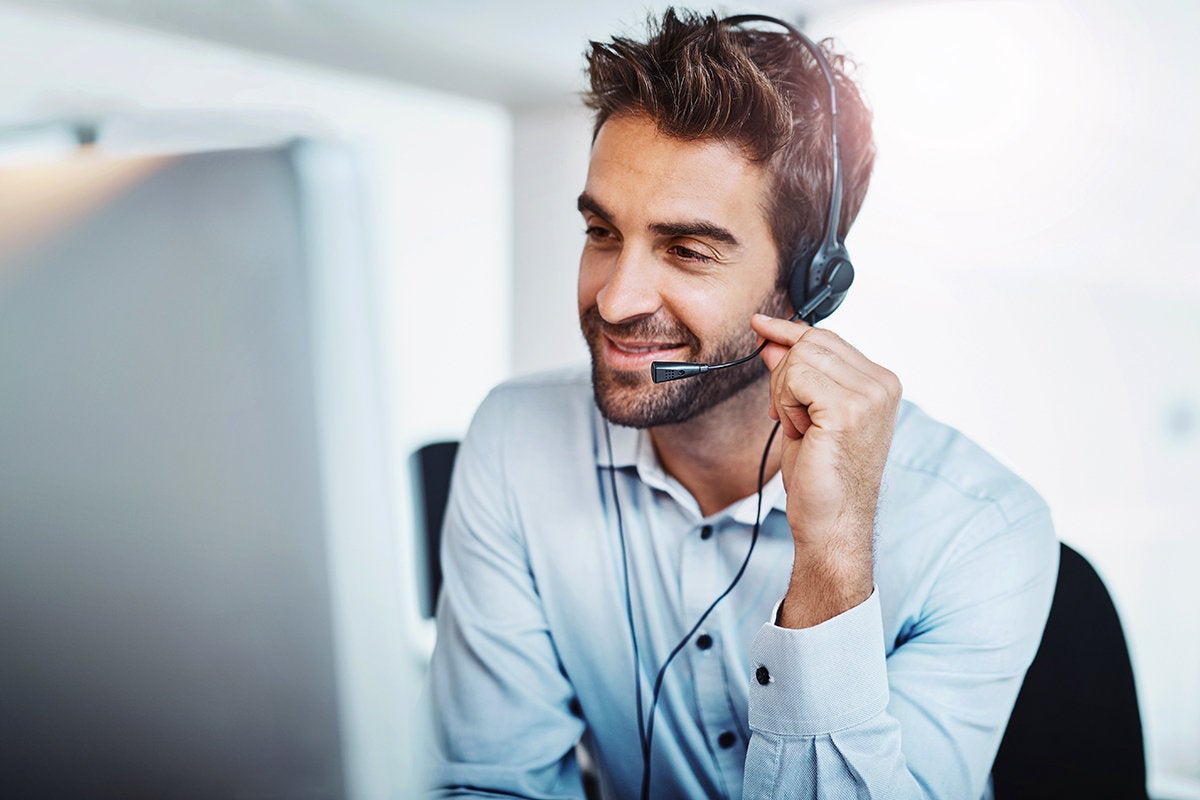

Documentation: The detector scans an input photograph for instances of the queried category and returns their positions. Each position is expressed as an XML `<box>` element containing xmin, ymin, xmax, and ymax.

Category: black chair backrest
<box><xmin>992</xmin><ymin>542</ymin><xmax>1147</xmax><ymax>798</ymax></box>
<box><xmin>412</xmin><ymin>441</ymin><xmax>459</xmax><ymax>619</ymax></box>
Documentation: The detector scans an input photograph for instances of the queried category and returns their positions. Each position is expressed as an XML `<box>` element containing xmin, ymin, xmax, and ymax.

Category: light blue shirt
<box><xmin>427</xmin><ymin>369</ymin><xmax>1058</xmax><ymax>799</ymax></box>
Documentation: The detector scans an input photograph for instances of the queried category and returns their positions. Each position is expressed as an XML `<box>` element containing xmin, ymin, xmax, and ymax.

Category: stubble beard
<box><xmin>580</xmin><ymin>290</ymin><xmax>792</xmax><ymax>429</ymax></box>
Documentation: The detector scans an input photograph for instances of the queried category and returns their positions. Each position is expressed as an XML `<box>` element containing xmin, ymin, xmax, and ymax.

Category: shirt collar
<box><xmin>730</xmin><ymin>469</ymin><xmax>787</xmax><ymax>526</ymax></box>
<box><xmin>595</xmin><ymin>407</ymin><xmax>789</xmax><ymax>526</ymax></box>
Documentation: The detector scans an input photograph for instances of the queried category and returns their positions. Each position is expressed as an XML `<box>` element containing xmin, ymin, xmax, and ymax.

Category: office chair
<box><xmin>412</xmin><ymin>440</ymin><xmax>459</xmax><ymax>619</ymax></box>
<box><xmin>992</xmin><ymin>542</ymin><xmax>1147</xmax><ymax>799</ymax></box>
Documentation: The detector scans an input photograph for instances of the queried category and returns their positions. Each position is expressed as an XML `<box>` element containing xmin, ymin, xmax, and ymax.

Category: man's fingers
<box><xmin>755</xmin><ymin>313</ymin><xmax>900</xmax><ymax>402</ymax></box>
<box><xmin>751</xmin><ymin>312</ymin><xmax>809</xmax><ymax>348</ymax></box>
<box><xmin>753</xmin><ymin>312</ymin><xmax>876</xmax><ymax>378</ymax></box>
<box><xmin>753</xmin><ymin>312</ymin><xmax>900</xmax><ymax>439</ymax></box>
<box><xmin>759</xmin><ymin>340</ymin><xmax>790</xmax><ymax>372</ymax></box>
<box><xmin>757</xmin><ymin>317</ymin><xmax>817</xmax><ymax>437</ymax></box>
<box><xmin>778</xmin><ymin>401</ymin><xmax>811</xmax><ymax>440</ymax></box>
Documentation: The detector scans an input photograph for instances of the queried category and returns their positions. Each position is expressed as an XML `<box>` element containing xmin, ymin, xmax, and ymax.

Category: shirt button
<box><xmin>700</xmin><ymin>525</ymin><xmax>713</xmax><ymax>540</ymax></box>
<box><xmin>695</xmin><ymin>633</ymin><xmax>713</xmax><ymax>650</ymax></box>
<box><xmin>717</xmin><ymin>731</ymin><xmax>737</xmax><ymax>749</ymax></box>
<box><xmin>756</xmin><ymin>666</ymin><xmax>770</xmax><ymax>685</ymax></box>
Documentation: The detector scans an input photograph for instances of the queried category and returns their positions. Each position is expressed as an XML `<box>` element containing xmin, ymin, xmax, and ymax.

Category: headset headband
<box><xmin>721</xmin><ymin>14</ymin><xmax>845</xmax><ymax>253</ymax></box>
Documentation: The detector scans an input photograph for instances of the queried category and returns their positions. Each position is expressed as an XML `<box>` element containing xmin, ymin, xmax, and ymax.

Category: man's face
<box><xmin>578</xmin><ymin>113</ymin><xmax>786</xmax><ymax>428</ymax></box>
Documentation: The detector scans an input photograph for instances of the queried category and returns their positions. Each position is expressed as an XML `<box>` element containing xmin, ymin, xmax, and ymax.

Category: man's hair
<box><xmin>583</xmin><ymin>8</ymin><xmax>875</xmax><ymax>279</ymax></box>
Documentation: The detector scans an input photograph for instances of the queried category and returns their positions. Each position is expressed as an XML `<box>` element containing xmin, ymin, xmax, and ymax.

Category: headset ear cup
<box><xmin>794</xmin><ymin>243</ymin><xmax>855</xmax><ymax>324</ymax></box>
<box><xmin>809</xmin><ymin>253</ymin><xmax>855</xmax><ymax>323</ymax></box>
<box><xmin>787</xmin><ymin>256</ymin><xmax>810</xmax><ymax>315</ymax></box>
<box><xmin>786</xmin><ymin>238</ymin><xmax>820</xmax><ymax>315</ymax></box>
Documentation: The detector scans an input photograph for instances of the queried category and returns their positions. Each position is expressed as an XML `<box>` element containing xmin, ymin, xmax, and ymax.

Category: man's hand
<box><xmin>750</xmin><ymin>312</ymin><xmax>902</xmax><ymax>629</ymax></box>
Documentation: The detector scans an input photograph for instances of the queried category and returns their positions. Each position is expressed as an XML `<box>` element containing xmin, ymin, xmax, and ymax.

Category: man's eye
<box><xmin>668</xmin><ymin>245</ymin><xmax>713</xmax><ymax>263</ymax></box>
<box><xmin>585</xmin><ymin>226</ymin><xmax>615</xmax><ymax>241</ymax></box>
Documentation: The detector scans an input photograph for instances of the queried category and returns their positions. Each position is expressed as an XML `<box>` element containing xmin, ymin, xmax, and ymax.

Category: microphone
<box><xmin>651</xmin><ymin>281</ymin><xmax>835</xmax><ymax>384</ymax></box>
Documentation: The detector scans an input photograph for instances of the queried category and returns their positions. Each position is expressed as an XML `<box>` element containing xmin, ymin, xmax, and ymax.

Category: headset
<box><xmin>650</xmin><ymin>13</ymin><xmax>855</xmax><ymax>385</ymax></box>
<box><xmin>605</xmin><ymin>14</ymin><xmax>857</xmax><ymax>799</ymax></box>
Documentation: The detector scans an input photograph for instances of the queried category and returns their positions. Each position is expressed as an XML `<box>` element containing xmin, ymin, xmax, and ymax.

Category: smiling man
<box><xmin>427</xmin><ymin>9</ymin><xmax>1057</xmax><ymax>799</ymax></box>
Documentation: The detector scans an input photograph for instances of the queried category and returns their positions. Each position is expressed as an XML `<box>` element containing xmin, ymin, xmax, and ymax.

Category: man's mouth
<box><xmin>603</xmin><ymin>336</ymin><xmax>688</xmax><ymax>370</ymax></box>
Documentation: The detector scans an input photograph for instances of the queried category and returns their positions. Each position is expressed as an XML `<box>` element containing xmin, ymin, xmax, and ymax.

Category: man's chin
<box><xmin>595</xmin><ymin>400</ymin><xmax>672</xmax><ymax>430</ymax></box>
<box><xmin>591</xmin><ymin>362</ymin><xmax>673</xmax><ymax>428</ymax></box>
<box><xmin>600</xmin><ymin>364</ymin><xmax>647</xmax><ymax>389</ymax></box>
<box><xmin>590</xmin><ymin>349</ymin><xmax>769</xmax><ymax>430</ymax></box>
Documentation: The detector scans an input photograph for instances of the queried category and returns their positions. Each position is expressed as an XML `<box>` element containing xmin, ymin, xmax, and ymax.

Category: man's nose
<box><xmin>595</xmin><ymin>246</ymin><xmax>663</xmax><ymax>325</ymax></box>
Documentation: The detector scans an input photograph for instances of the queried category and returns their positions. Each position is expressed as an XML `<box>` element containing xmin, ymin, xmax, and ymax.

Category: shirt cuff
<box><xmin>748</xmin><ymin>587</ymin><xmax>888</xmax><ymax>737</ymax></box>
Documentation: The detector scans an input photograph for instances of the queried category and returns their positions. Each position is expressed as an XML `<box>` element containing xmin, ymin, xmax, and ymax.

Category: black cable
<box><xmin>606</xmin><ymin>418</ymin><xmax>782</xmax><ymax>800</ymax></box>
<box><xmin>702</xmin><ymin>309</ymin><xmax>802</xmax><ymax>374</ymax></box>
<box><xmin>703</xmin><ymin>338</ymin><xmax>770</xmax><ymax>373</ymax></box>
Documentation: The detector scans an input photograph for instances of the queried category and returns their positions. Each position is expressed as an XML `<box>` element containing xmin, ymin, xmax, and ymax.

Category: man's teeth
<box><xmin>616</xmin><ymin>342</ymin><xmax>677</xmax><ymax>353</ymax></box>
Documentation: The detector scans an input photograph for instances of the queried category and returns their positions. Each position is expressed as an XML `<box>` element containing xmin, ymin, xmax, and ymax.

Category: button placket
<box><xmin>681</xmin><ymin>519</ymin><xmax>748</xmax><ymax>785</ymax></box>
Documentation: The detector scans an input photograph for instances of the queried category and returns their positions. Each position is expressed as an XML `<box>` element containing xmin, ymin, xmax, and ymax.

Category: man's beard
<box><xmin>580</xmin><ymin>291</ymin><xmax>791</xmax><ymax>429</ymax></box>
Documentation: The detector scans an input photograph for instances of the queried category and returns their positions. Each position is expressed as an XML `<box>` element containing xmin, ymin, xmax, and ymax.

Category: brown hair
<box><xmin>583</xmin><ymin>8</ymin><xmax>875</xmax><ymax>277</ymax></box>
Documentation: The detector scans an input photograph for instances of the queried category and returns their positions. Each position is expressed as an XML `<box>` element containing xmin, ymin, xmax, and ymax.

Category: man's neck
<box><xmin>648</xmin><ymin>376</ymin><xmax>782</xmax><ymax>518</ymax></box>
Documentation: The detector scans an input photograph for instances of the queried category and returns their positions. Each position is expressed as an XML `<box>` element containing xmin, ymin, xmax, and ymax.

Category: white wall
<box><xmin>511</xmin><ymin>104</ymin><xmax>593</xmax><ymax>376</ymax></box>
<box><xmin>509</xmin><ymin>1</ymin><xmax>1200</xmax><ymax>796</ymax></box>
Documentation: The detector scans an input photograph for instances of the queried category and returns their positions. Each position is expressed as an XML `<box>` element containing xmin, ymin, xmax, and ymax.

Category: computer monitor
<box><xmin>0</xmin><ymin>140</ymin><xmax>424</xmax><ymax>798</ymax></box>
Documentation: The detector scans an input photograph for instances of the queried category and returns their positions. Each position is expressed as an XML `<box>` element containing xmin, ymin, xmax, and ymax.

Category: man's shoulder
<box><xmin>483</xmin><ymin>366</ymin><xmax>593</xmax><ymax>403</ymax></box>
<box><xmin>475</xmin><ymin>367</ymin><xmax>594</xmax><ymax>421</ymax></box>
<box><xmin>886</xmin><ymin>400</ymin><xmax>1047</xmax><ymax>523</ymax></box>
<box><xmin>465</xmin><ymin>367</ymin><xmax>597</xmax><ymax>451</ymax></box>
<box><xmin>458</xmin><ymin>368</ymin><xmax>600</xmax><ymax>513</ymax></box>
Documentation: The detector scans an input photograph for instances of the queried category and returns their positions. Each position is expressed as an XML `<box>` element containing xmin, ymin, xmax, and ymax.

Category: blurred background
<box><xmin>0</xmin><ymin>1</ymin><xmax>1196</xmax><ymax>798</ymax></box>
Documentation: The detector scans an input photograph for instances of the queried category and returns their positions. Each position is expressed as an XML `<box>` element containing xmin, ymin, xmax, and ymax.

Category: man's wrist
<box><xmin>778</xmin><ymin>541</ymin><xmax>873</xmax><ymax>629</ymax></box>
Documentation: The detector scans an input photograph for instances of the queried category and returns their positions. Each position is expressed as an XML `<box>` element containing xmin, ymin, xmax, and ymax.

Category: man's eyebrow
<box><xmin>649</xmin><ymin>221</ymin><xmax>739</xmax><ymax>247</ymax></box>
<box><xmin>577</xmin><ymin>192</ymin><xmax>611</xmax><ymax>220</ymax></box>
<box><xmin>578</xmin><ymin>192</ymin><xmax>740</xmax><ymax>247</ymax></box>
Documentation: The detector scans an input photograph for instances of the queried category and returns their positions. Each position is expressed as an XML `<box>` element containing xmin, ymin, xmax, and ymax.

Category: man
<box><xmin>427</xmin><ymin>9</ymin><xmax>1057</xmax><ymax>799</ymax></box>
